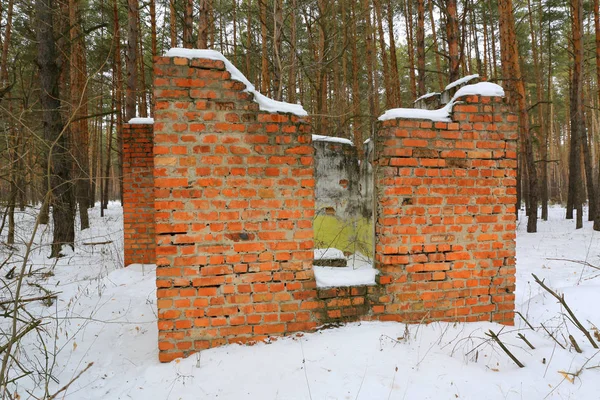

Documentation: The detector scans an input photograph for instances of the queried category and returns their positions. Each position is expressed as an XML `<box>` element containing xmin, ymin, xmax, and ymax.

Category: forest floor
<box><xmin>2</xmin><ymin>204</ymin><xmax>600</xmax><ymax>399</ymax></box>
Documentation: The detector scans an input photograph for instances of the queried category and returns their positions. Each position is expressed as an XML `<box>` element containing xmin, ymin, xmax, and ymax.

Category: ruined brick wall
<box><xmin>153</xmin><ymin>56</ymin><xmax>316</xmax><ymax>362</ymax></box>
<box><xmin>139</xmin><ymin>53</ymin><xmax>517</xmax><ymax>362</ymax></box>
<box><xmin>374</xmin><ymin>95</ymin><xmax>517</xmax><ymax>325</ymax></box>
<box><xmin>122</xmin><ymin>122</ymin><xmax>155</xmax><ymax>266</ymax></box>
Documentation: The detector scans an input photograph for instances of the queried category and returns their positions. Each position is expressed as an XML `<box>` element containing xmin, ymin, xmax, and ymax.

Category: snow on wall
<box><xmin>378</xmin><ymin>82</ymin><xmax>504</xmax><ymax>122</ymax></box>
<box><xmin>445</xmin><ymin>74</ymin><xmax>480</xmax><ymax>91</ymax></box>
<box><xmin>165</xmin><ymin>48</ymin><xmax>307</xmax><ymax>117</ymax></box>
<box><xmin>128</xmin><ymin>117</ymin><xmax>155</xmax><ymax>124</ymax></box>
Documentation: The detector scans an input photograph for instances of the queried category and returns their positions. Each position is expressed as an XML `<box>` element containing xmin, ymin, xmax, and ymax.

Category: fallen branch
<box><xmin>516</xmin><ymin>311</ymin><xmax>535</xmax><ymax>331</ymax></box>
<box><xmin>517</xmin><ymin>333</ymin><xmax>535</xmax><ymax>349</ymax></box>
<box><xmin>569</xmin><ymin>335</ymin><xmax>582</xmax><ymax>353</ymax></box>
<box><xmin>0</xmin><ymin>294</ymin><xmax>58</xmax><ymax>307</ymax></box>
<box><xmin>82</xmin><ymin>240</ymin><xmax>113</xmax><ymax>246</ymax></box>
<box><xmin>47</xmin><ymin>362</ymin><xmax>93</xmax><ymax>400</ymax></box>
<box><xmin>0</xmin><ymin>320</ymin><xmax>41</xmax><ymax>354</ymax></box>
<box><xmin>541</xmin><ymin>323</ymin><xmax>566</xmax><ymax>349</ymax></box>
<box><xmin>545</xmin><ymin>258</ymin><xmax>600</xmax><ymax>271</ymax></box>
<box><xmin>532</xmin><ymin>274</ymin><xmax>598</xmax><ymax>349</ymax></box>
<box><xmin>485</xmin><ymin>329</ymin><xmax>524</xmax><ymax>368</ymax></box>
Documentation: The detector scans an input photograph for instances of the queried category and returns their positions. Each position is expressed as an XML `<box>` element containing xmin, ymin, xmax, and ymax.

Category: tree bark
<box><xmin>259</xmin><ymin>0</ymin><xmax>269</xmax><ymax>94</ymax></box>
<box><xmin>387</xmin><ymin>1</ymin><xmax>401</xmax><ymax>107</ymax></box>
<box><xmin>198</xmin><ymin>0</ymin><xmax>209</xmax><ymax>49</ymax></box>
<box><xmin>125</xmin><ymin>0</ymin><xmax>138</xmax><ymax>121</ymax></box>
<box><xmin>594</xmin><ymin>0</ymin><xmax>600</xmax><ymax>230</ymax></box>
<box><xmin>445</xmin><ymin>0</ymin><xmax>460</xmax><ymax>83</ymax></box>
<box><xmin>498</xmin><ymin>0</ymin><xmax>538</xmax><ymax>232</ymax></box>
<box><xmin>184</xmin><ymin>0</ymin><xmax>193</xmax><ymax>48</ymax></box>
<box><xmin>169</xmin><ymin>0</ymin><xmax>177</xmax><ymax>47</ymax></box>
<box><xmin>403</xmin><ymin>0</ymin><xmax>417</xmax><ymax>100</ymax></box>
<box><xmin>36</xmin><ymin>0</ymin><xmax>75</xmax><ymax>257</ymax></box>
<box><xmin>416</xmin><ymin>0</ymin><xmax>425</xmax><ymax>96</ymax></box>
<box><xmin>570</xmin><ymin>0</ymin><xmax>584</xmax><ymax>228</ymax></box>
<box><xmin>428</xmin><ymin>0</ymin><xmax>444</xmax><ymax>90</ymax></box>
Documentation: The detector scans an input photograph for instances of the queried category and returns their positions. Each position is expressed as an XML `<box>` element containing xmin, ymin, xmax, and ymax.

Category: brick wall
<box><xmin>153</xmin><ymin>56</ymin><xmax>316</xmax><ymax>362</ymax></box>
<box><xmin>122</xmin><ymin>122</ymin><xmax>155</xmax><ymax>266</ymax></box>
<box><xmin>139</xmin><ymin>52</ymin><xmax>518</xmax><ymax>363</ymax></box>
<box><xmin>374</xmin><ymin>95</ymin><xmax>517</xmax><ymax>325</ymax></box>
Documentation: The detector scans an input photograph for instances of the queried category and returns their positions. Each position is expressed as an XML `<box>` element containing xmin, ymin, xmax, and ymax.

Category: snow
<box><xmin>3</xmin><ymin>206</ymin><xmax>600</xmax><ymax>399</ymax></box>
<box><xmin>453</xmin><ymin>81</ymin><xmax>505</xmax><ymax>99</ymax></box>
<box><xmin>312</xmin><ymin>134</ymin><xmax>353</xmax><ymax>146</ymax></box>
<box><xmin>378</xmin><ymin>104</ymin><xmax>454</xmax><ymax>122</ymax></box>
<box><xmin>378</xmin><ymin>81</ymin><xmax>505</xmax><ymax>122</ymax></box>
<box><xmin>165</xmin><ymin>48</ymin><xmax>308</xmax><ymax>117</ymax></box>
<box><xmin>128</xmin><ymin>117</ymin><xmax>154</xmax><ymax>124</ymax></box>
<box><xmin>314</xmin><ymin>247</ymin><xmax>345</xmax><ymax>260</ymax></box>
<box><xmin>414</xmin><ymin>92</ymin><xmax>440</xmax><ymax>103</ymax></box>
<box><xmin>444</xmin><ymin>74</ymin><xmax>480</xmax><ymax>91</ymax></box>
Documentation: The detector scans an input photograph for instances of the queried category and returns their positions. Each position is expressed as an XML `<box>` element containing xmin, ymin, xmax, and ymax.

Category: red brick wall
<box><xmin>146</xmin><ymin>53</ymin><xmax>518</xmax><ymax>362</ymax></box>
<box><xmin>374</xmin><ymin>95</ymin><xmax>517</xmax><ymax>325</ymax></box>
<box><xmin>122</xmin><ymin>123</ymin><xmax>155</xmax><ymax>266</ymax></box>
<box><xmin>153</xmin><ymin>56</ymin><xmax>316</xmax><ymax>362</ymax></box>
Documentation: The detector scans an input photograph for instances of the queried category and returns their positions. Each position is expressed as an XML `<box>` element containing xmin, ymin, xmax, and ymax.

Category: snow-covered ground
<box><xmin>1</xmin><ymin>205</ymin><xmax>600</xmax><ymax>399</ymax></box>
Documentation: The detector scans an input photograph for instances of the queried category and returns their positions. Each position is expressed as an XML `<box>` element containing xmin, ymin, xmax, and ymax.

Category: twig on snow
<box><xmin>485</xmin><ymin>329</ymin><xmax>524</xmax><ymax>368</ymax></box>
<box><xmin>532</xmin><ymin>273</ymin><xmax>598</xmax><ymax>349</ymax></box>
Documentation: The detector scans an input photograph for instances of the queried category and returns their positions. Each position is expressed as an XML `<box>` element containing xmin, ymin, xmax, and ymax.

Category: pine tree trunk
<box><xmin>387</xmin><ymin>1</ymin><xmax>401</xmax><ymax>107</ymax></box>
<box><xmin>245</xmin><ymin>0</ymin><xmax>252</xmax><ymax>80</ymax></box>
<box><xmin>351</xmin><ymin>1</ymin><xmax>363</xmax><ymax>146</ymax></box>
<box><xmin>259</xmin><ymin>0</ymin><xmax>268</xmax><ymax>94</ymax></box>
<box><xmin>69</xmin><ymin>0</ymin><xmax>90</xmax><ymax>230</ymax></box>
<box><xmin>113</xmin><ymin>0</ymin><xmax>124</xmax><ymax>205</ymax></box>
<box><xmin>403</xmin><ymin>0</ymin><xmax>417</xmax><ymax>100</ymax></box>
<box><xmin>527</xmin><ymin>0</ymin><xmax>548</xmax><ymax>221</ymax></box>
<box><xmin>445</xmin><ymin>0</ymin><xmax>460</xmax><ymax>83</ymax></box>
<box><xmin>428</xmin><ymin>0</ymin><xmax>444</xmax><ymax>90</ymax></box>
<box><xmin>374</xmin><ymin>0</ymin><xmax>391</xmax><ymax>109</ymax></box>
<box><xmin>498</xmin><ymin>0</ymin><xmax>538</xmax><ymax>232</ymax></box>
<box><xmin>169</xmin><ymin>0</ymin><xmax>177</xmax><ymax>47</ymax></box>
<box><xmin>184</xmin><ymin>0</ymin><xmax>193</xmax><ymax>48</ymax></box>
<box><xmin>288</xmin><ymin>0</ymin><xmax>297</xmax><ymax>104</ymax></box>
<box><xmin>198</xmin><ymin>0</ymin><xmax>209</xmax><ymax>49</ymax></box>
<box><xmin>594</xmin><ymin>0</ymin><xmax>600</xmax><ymax>230</ymax></box>
<box><xmin>273</xmin><ymin>0</ymin><xmax>283</xmax><ymax>100</ymax></box>
<box><xmin>36</xmin><ymin>0</ymin><xmax>75</xmax><ymax>257</ymax></box>
<box><xmin>416</xmin><ymin>0</ymin><xmax>425</xmax><ymax>96</ymax></box>
<box><xmin>125</xmin><ymin>0</ymin><xmax>138</xmax><ymax>121</ymax></box>
<box><xmin>570</xmin><ymin>0</ymin><xmax>584</xmax><ymax>228</ymax></box>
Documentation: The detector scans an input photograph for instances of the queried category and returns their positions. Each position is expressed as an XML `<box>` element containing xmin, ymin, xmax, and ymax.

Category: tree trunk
<box><xmin>416</xmin><ymin>0</ymin><xmax>425</xmax><ymax>96</ymax></box>
<box><xmin>245</xmin><ymin>0</ymin><xmax>252</xmax><ymax>79</ymax></box>
<box><xmin>373</xmin><ymin>0</ymin><xmax>390</xmax><ymax>108</ymax></box>
<box><xmin>403</xmin><ymin>0</ymin><xmax>417</xmax><ymax>100</ymax></box>
<box><xmin>594</xmin><ymin>0</ymin><xmax>600</xmax><ymax>230</ymax></box>
<box><xmin>288</xmin><ymin>0</ymin><xmax>297</xmax><ymax>104</ymax></box>
<box><xmin>445</xmin><ymin>0</ymin><xmax>460</xmax><ymax>83</ymax></box>
<box><xmin>498</xmin><ymin>0</ymin><xmax>538</xmax><ymax>232</ymax></box>
<box><xmin>273</xmin><ymin>0</ymin><xmax>283</xmax><ymax>100</ymax></box>
<box><xmin>36</xmin><ymin>0</ymin><xmax>75</xmax><ymax>257</ymax></box>
<box><xmin>570</xmin><ymin>0</ymin><xmax>585</xmax><ymax>228</ymax></box>
<box><xmin>69</xmin><ymin>0</ymin><xmax>90</xmax><ymax>230</ymax></box>
<box><xmin>125</xmin><ymin>0</ymin><xmax>138</xmax><ymax>121</ymax></box>
<box><xmin>429</xmin><ymin>0</ymin><xmax>444</xmax><ymax>90</ymax></box>
<box><xmin>184</xmin><ymin>0</ymin><xmax>193</xmax><ymax>48</ymax></box>
<box><xmin>387</xmin><ymin>1</ymin><xmax>401</xmax><ymax>107</ymax></box>
<box><xmin>169</xmin><ymin>0</ymin><xmax>177</xmax><ymax>47</ymax></box>
<box><xmin>259</xmin><ymin>0</ymin><xmax>268</xmax><ymax>94</ymax></box>
<box><xmin>198</xmin><ymin>0</ymin><xmax>209</xmax><ymax>49</ymax></box>
<box><xmin>527</xmin><ymin>0</ymin><xmax>548</xmax><ymax>221</ymax></box>
<box><xmin>351</xmin><ymin>1</ymin><xmax>363</xmax><ymax>147</ymax></box>
<box><xmin>113</xmin><ymin>0</ymin><xmax>124</xmax><ymax>205</ymax></box>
